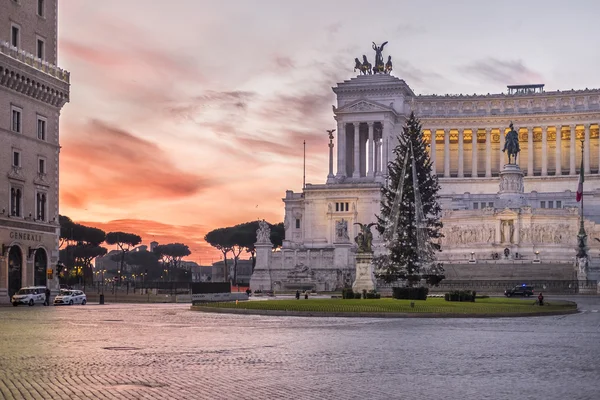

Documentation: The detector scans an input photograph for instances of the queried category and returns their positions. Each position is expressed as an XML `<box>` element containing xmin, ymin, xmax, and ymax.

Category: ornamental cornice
<box><xmin>7</xmin><ymin>166</ymin><xmax>26</xmax><ymax>182</ymax></box>
<box><xmin>333</xmin><ymin>98</ymin><xmax>397</xmax><ymax>115</ymax></box>
<box><xmin>0</xmin><ymin>59</ymin><xmax>70</xmax><ymax>109</ymax></box>
<box><xmin>411</xmin><ymin>91</ymin><xmax>600</xmax><ymax>120</ymax></box>
<box><xmin>33</xmin><ymin>173</ymin><xmax>51</xmax><ymax>188</ymax></box>
<box><xmin>333</xmin><ymin>75</ymin><xmax>416</xmax><ymax>97</ymax></box>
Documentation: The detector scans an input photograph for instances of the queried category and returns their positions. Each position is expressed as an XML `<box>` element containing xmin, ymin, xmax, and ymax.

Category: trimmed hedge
<box><xmin>392</xmin><ymin>287</ymin><xmax>429</xmax><ymax>300</ymax></box>
<box><xmin>341</xmin><ymin>288</ymin><xmax>381</xmax><ymax>299</ymax></box>
<box><xmin>445</xmin><ymin>290</ymin><xmax>476</xmax><ymax>302</ymax></box>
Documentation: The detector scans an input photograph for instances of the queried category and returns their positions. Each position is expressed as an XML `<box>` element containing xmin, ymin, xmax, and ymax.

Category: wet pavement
<box><xmin>0</xmin><ymin>296</ymin><xmax>599</xmax><ymax>400</ymax></box>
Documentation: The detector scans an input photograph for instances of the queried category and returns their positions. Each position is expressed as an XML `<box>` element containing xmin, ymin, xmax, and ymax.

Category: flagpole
<box><xmin>303</xmin><ymin>140</ymin><xmax>306</xmax><ymax>189</ymax></box>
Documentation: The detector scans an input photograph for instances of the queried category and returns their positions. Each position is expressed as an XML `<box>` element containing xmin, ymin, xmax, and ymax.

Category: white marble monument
<box><xmin>250</xmin><ymin>43</ymin><xmax>600</xmax><ymax>290</ymax></box>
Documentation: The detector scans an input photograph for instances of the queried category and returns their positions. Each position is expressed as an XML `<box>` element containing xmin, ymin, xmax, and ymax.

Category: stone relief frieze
<box><xmin>440</xmin><ymin>224</ymin><xmax>496</xmax><ymax>246</ymax></box>
<box><xmin>520</xmin><ymin>224</ymin><xmax>576</xmax><ymax>245</ymax></box>
<box><xmin>499</xmin><ymin>174</ymin><xmax>524</xmax><ymax>192</ymax></box>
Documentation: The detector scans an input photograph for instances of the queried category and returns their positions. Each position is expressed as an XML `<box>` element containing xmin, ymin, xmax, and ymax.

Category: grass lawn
<box><xmin>192</xmin><ymin>297</ymin><xmax>576</xmax><ymax>315</ymax></box>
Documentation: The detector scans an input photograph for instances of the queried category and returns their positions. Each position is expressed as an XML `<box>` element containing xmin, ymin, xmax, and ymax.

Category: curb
<box><xmin>189</xmin><ymin>305</ymin><xmax>579</xmax><ymax>319</ymax></box>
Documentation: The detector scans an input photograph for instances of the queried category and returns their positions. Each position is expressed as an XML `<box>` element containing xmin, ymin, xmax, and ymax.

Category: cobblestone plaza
<box><xmin>0</xmin><ymin>299</ymin><xmax>599</xmax><ymax>399</ymax></box>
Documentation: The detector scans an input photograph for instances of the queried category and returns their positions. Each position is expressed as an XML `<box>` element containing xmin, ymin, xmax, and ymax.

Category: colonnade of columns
<box><xmin>427</xmin><ymin>123</ymin><xmax>599</xmax><ymax>178</ymax></box>
<box><xmin>336</xmin><ymin>121</ymin><xmax>389</xmax><ymax>178</ymax></box>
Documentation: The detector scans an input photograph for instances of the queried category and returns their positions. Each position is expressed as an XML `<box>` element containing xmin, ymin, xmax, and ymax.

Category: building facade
<box><xmin>0</xmin><ymin>0</ymin><xmax>70</xmax><ymax>301</ymax></box>
<box><xmin>251</xmin><ymin>57</ymin><xmax>600</xmax><ymax>292</ymax></box>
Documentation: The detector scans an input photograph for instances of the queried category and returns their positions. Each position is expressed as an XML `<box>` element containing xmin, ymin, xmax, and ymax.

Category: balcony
<box><xmin>0</xmin><ymin>40</ymin><xmax>69</xmax><ymax>84</ymax></box>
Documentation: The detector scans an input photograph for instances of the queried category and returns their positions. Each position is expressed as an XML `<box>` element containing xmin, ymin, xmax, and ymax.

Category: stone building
<box><xmin>0</xmin><ymin>0</ymin><xmax>70</xmax><ymax>301</ymax></box>
<box><xmin>251</xmin><ymin>51</ymin><xmax>600</xmax><ymax>292</ymax></box>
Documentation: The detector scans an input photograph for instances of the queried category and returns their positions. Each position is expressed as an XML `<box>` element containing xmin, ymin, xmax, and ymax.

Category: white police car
<box><xmin>11</xmin><ymin>286</ymin><xmax>48</xmax><ymax>306</ymax></box>
<box><xmin>53</xmin><ymin>290</ymin><xmax>87</xmax><ymax>306</ymax></box>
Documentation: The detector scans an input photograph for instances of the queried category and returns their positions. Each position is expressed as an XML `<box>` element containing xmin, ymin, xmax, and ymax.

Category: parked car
<box><xmin>11</xmin><ymin>286</ymin><xmax>48</xmax><ymax>306</ymax></box>
<box><xmin>54</xmin><ymin>290</ymin><xmax>87</xmax><ymax>306</ymax></box>
<box><xmin>504</xmin><ymin>284</ymin><xmax>534</xmax><ymax>297</ymax></box>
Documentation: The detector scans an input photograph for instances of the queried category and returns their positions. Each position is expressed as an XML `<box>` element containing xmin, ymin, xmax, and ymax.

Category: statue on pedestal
<box><xmin>502</xmin><ymin>122</ymin><xmax>520</xmax><ymax>164</ymax></box>
<box><xmin>354</xmin><ymin>222</ymin><xmax>376</xmax><ymax>253</ymax></box>
<box><xmin>256</xmin><ymin>219</ymin><xmax>271</xmax><ymax>244</ymax></box>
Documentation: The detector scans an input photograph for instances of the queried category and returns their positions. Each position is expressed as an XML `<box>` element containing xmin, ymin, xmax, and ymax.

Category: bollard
<box><xmin>410</xmin><ymin>301</ymin><xmax>415</xmax><ymax>308</ymax></box>
<box><xmin>99</xmin><ymin>294</ymin><xmax>105</xmax><ymax>305</ymax></box>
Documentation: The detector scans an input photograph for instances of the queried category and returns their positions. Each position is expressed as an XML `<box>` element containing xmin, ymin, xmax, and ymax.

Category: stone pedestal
<box><xmin>498</xmin><ymin>164</ymin><xmax>525</xmax><ymax>208</ymax></box>
<box><xmin>249</xmin><ymin>243</ymin><xmax>273</xmax><ymax>292</ymax></box>
<box><xmin>352</xmin><ymin>252</ymin><xmax>376</xmax><ymax>292</ymax></box>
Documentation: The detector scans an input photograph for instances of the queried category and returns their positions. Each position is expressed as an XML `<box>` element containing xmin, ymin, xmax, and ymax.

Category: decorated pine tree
<box><xmin>374</xmin><ymin>112</ymin><xmax>444</xmax><ymax>285</ymax></box>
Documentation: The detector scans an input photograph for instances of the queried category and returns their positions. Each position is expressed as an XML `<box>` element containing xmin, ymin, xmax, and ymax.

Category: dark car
<box><xmin>505</xmin><ymin>285</ymin><xmax>534</xmax><ymax>297</ymax></box>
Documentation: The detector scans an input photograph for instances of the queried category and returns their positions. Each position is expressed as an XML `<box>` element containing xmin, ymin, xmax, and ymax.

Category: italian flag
<box><xmin>576</xmin><ymin>156</ymin><xmax>584</xmax><ymax>202</ymax></box>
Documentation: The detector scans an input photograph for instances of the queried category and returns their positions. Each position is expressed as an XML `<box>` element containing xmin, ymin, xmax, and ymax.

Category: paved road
<box><xmin>0</xmin><ymin>296</ymin><xmax>599</xmax><ymax>400</ymax></box>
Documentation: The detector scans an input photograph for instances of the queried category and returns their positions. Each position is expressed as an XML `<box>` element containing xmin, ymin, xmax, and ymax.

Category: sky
<box><xmin>57</xmin><ymin>0</ymin><xmax>600</xmax><ymax>263</ymax></box>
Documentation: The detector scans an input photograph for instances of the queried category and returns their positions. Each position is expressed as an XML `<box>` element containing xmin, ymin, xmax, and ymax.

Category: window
<box><xmin>548</xmin><ymin>201</ymin><xmax>554</xmax><ymax>209</ymax></box>
<box><xmin>556</xmin><ymin>201</ymin><xmax>562</xmax><ymax>208</ymax></box>
<box><xmin>36</xmin><ymin>38</ymin><xmax>45</xmax><ymax>60</ymax></box>
<box><xmin>11</xmin><ymin>24</ymin><xmax>20</xmax><ymax>48</ymax></box>
<box><xmin>11</xmin><ymin>106</ymin><xmax>22</xmax><ymax>133</ymax></box>
<box><xmin>540</xmin><ymin>201</ymin><xmax>546</xmax><ymax>208</ymax></box>
<box><xmin>37</xmin><ymin>117</ymin><xmax>46</xmax><ymax>140</ymax></box>
<box><xmin>10</xmin><ymin>187</ymin><xmax>22</xmax><ymax>217</ymax></box>
<box><xmin>37</xmin><ymin>0</ymin><xmax>44</xmax><ymax>16</ymax></box>
<box><xmin>12</xmin><ymin>151</ymin><xmax>21</xmax><ymax>167</ymax></box>
<box><xmin>295</xmin><ymin>219</ymin><xmax>301</xmax><ymax>229</ymax></box>
<box><xmin>38</xmin><ymin>158</ymin><xmax>46</xmax><ymax>174</ymax></box>
<box><xmin>36</xmin><ymin>192</ymin><xmax>47</xmax><ymax>221</ymax></box>
<box><xmin>473</xmin><ymin>202</ymin><xmax>479</xmax><ymax>210</ymax></box>
<box><xmin>335</xmin><ymin>202</ymin><xmax>350</xmax><ymax>212</ymax></box>
<box><xmin>488</xmin><ymin>202</ymin><xmax>494</xmax><ymax>208</ymax></box>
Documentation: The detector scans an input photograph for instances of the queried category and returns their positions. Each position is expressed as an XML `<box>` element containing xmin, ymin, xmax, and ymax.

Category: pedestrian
<box><xmin>538</xmin><ymin>292</ymin><xmax>544</xmax><ymax>306</ymax></box>
<box><xmin>44</xmin><ymin>287</ymin><xmax>51</xmax><ymax>306</ymax></box>
<box><xmin>304</xmin><ymin>292</ymin><xmax>308</xmax><ymax>300</ymax></box>
<box><xmin>295</xmin><ymin>290</ymin><xmax>300</xmax><ymax>300</ymax></box>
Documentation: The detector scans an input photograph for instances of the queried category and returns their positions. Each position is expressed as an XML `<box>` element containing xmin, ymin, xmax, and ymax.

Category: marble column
<box><xmin>556</xmin><ymin>125</ymin><xmax>562</xmax><ymax>175</ymax></box>
<box><xmin>471</xmin><ymin>128</ymin><xmax>478</xmax><ymax>177</ymax></box>
<box><xmin>368</xmin><ymin>122</ymin><xmax>375</xmax><ymax>177</ymax></box>
<box><xmin>443</xmin><ymin>129</ymin><xmax>450</xmax><ymax>177</ymax></box>
<box><xmin>458</xmin><ymin>129</ymin><xmax>464</xmax><ymax>177</ymax></box>
<box><xmin>383</xmin><ymin>122</ymin><xmax>389</xmax><ymax>176</ymax></box>
<box><xmin>374</xmin><ymin>137</ymin><xmax>380</xmax><ymax>175</ymax></box>
<box><xmin>584</xmin><ymin>123</ymin><xmax>591</xmax><ymax>173</ymax></box>
<box><xmin>430</xmin><ymin>129</ymin><xmax>437</xmax><ymax>175</ymax></box>
<box><xmin>353</xmin><ymin>123</ymin><xmax>360</xmax><ymax>178</ymax></box>
<box><xmin>485</xmin><ymin>128</ymin><xmax>492</xmax><ymax>177</ymax></box>
<box><xmin>527</xmin><ymin>127</ymin><xmax>534</xmax><ymax>176</ymax></box>
<box><xmin>499</xmin><ymin>127</ymin><xmax>505</xmax><ymax>170</ymax></box>
<box><xmin>336</xmin><ymin>121</ymin><xmax>345</xmax><ymax>177</ymax></box>
<box><xmin>570</xmin><ymin>124</ymin><xmax>576</xmax><ymax>175</ymax></box>
<box><xmin>541</xmin><ymin>125</ymin><xmax>548</xmax><ymax>176</ymax></box>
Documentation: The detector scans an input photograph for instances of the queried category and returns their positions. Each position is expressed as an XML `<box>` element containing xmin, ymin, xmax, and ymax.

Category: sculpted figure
<box><xmin>502</xmin><ymin>122</ymin><xmax>521</xmax><ymax>164</ymax></box>
<box><xmin>354</xmin><ymin>222</ymin><xmax>376</xmax><ymax>253</ymax></box>
<box><xmin>335</xmin><ymin>219</ymin><xmax>349</xmax><ymax>241</ymax></box>
<box><xmin>256</xmin><ymin>219</ymin><xmax>271</xmax><ymax>243</ymax></box>
<box><xmin>361</xmin><ymin>55</ymin><xmax>372</xmax><ymax>75</ymax></box>
<box><xmin>385</xmin><ymin>55</ymin><xmax>393</xmax><ymax>74</ymax></box>
<box><xmin>372</xmin><ymin>41</ymin><xmax>388</xmax><ymax>73</ymax></box>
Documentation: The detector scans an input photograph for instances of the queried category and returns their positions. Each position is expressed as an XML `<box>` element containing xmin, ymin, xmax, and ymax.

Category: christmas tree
<box><xmin>374</xmin><ymin>112</ymin><xmax>444</xmax><ymax>285</ymax></box>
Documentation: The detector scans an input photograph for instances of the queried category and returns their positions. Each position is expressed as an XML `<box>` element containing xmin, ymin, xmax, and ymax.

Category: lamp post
<box><xmin>576</xmin><ymin>139</ymin><xmax>588</xmax><ymax>283</ymax></box>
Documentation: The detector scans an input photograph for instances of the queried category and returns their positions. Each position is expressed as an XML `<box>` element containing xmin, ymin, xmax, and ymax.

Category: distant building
<box><xmin>212</xmin><ymin>259</ymin><xmax>253</xmax><ymax>285</ymax></box>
